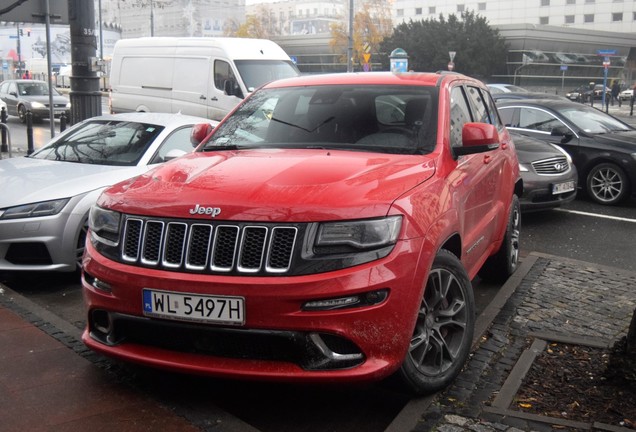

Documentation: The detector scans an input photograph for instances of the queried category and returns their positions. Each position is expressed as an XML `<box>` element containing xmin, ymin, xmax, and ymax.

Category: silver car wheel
<box><xmin>587</xmin><ymin>163</ymin><xmax>628</xmax><ymax>205</ymax></box>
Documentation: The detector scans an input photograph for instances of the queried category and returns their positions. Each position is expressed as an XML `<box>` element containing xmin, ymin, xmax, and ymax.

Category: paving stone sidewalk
<box><xmin>410</xmin><ymin>253</ymin><xmax>636</xmax><ymax>432</ymax></box>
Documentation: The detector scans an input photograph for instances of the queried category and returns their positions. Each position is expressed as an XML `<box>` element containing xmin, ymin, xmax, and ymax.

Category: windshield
<box><xmin>559</xmin><ymin>105</ymin><xmax>632</xmax><ymax>134</ymax></box>
<box><xmin>234</xmin><ymin>60</ymin><xmax>300</xmax><ymax>92</ymax></box>
<box><xmin>17</xmin><ymin>82</ymin><xmax>60</xmax><ymax>96</ymax></box>
<box><xmin>31</xmin><ymin>120</ymin><xmax>164</xmax><ymax>165</ymax></box>
<box><xmin>202</xmin><ymin>84</ymin><xmax>438</xmax><ymax>155</ymax></box>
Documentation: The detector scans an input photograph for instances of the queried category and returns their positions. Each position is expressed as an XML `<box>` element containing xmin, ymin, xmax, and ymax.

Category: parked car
<box><xmin>82</xmin><ymin>71</ymin><xmax>522</xmax><ymax>395</ymax></box>
<box><xmin>0</xmin><ymin>112</ymin><xmax>216</xmax><ymax>273</ymax></box>
<box><xmin>511</xmin><ymin>132</ymin><xmax>577</xmax><ymax>211</ymax></box>
<box><xmin>487</xmin><ymin>83</ymin><xmax>528</xmax><ymax>94</ymax></box>
<box><xmin>0</xmin><ymin>79</ymin><xmax>71</xmax><ymax>123</ymax></box>
<box><xmin>619</xmin><ymin>88</ymin><xmax>633</xmax><ymax>101</ymax></box>
<box><xmin>497</xmin><ymin>99</ymin><xmax>636</xmax><ymax>205</ymax></box>
<box><xmin>492</xmin><ymin>91</ymin><xmax>569</xmax><ymax>102</ymax></box>
<box><xmin>565</xmin><ymin>86</ymin><xmax>587</xmax><ymax>102</ymax></box>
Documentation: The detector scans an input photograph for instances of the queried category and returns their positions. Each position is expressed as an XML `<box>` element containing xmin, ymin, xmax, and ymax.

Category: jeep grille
<box><xmin>121</xmin><ymin>217</ymin><xmax>298</xmax><ymax>274</ymax></box>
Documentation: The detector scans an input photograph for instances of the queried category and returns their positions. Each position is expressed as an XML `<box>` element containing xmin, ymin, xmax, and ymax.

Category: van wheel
<box><xmin>478</xmin><ymin>195</ymin><xmax>520</xmax><ymax>283</ymax></box>
<box><xmin>398</xmin><ymin>249</ymin><xmax>475</xmax><ymax>395</ymax></box>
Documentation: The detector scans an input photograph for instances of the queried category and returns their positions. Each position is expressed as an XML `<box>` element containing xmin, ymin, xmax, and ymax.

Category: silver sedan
<box><xmin>0</xmin><ymin>112</ymin><xmax>216</xmax><ymax>272</ymax></box>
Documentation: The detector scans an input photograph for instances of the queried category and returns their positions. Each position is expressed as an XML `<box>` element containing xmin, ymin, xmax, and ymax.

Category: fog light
<box><xmin>303</xmin><ymin>289</ymin><xmax>388</xmax><ymax>311</ymax></box>
<box><xmin>92</xmin><ymin>309</ymin><xmax>112</xmax><ymax>335</ymax></box>
<box><xmin>83</xmin><ymin>272</ymin><xmax>112</xmax><ymax>293</ymax></box>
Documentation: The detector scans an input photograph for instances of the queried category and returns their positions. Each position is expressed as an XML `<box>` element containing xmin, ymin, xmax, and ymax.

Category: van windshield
<box><xmin>234</xmin><ymin>60</ymin><xmax>300</xmax><ymax>92</ymax></box>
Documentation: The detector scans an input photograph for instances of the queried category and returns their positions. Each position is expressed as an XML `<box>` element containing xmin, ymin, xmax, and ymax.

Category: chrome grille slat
<box><xmin>121</xmin><ymin>218</ymin><xmax>296</xmax><ymax>275</ymax></box>
<box><xmin>531</xmin><ymin>156</ymin><xmax>570</xmax><ymax>175</ymax></box>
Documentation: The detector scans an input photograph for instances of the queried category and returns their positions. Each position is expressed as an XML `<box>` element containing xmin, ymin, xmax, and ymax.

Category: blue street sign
<box><xmin>9</xmin><ymin>35</ymin><xmax>18</xmax><ymax>39</ymax></box>
<box><xmin>560</xmin><ymin>65</ymin><xmax>568</xmax><ymax>71</ymax></box>
<box><xmin>597</xmin><ymin>49</ymin><xmax>616</xmax><ymax>56</ymax></box>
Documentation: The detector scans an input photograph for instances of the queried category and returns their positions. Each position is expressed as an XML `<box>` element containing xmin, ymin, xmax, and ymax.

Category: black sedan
<box><xmin>512</xmin><ymin>132</ymin><xmax>577</xmax><ymax>211</ymax></box>
<box><xmin>497</xmin><ymin>99</ymin><xmax>636</xmax><ymax>205</ymax></box>
<box><xmin>0</xmin><ymin>79</ymin><xmax>70</xmax><ymax>123</ymax></box>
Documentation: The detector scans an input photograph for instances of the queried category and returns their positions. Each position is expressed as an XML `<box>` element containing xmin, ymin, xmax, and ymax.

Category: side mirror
<box><xmin>164</xmin><ymin>149</ymin><xmax>187</xmax><ymax>162</ymax></box>
<box><xmin>9</xmin><ymin>91</ymin><xmax>17</xmax><ymax>97</ymax></box>
<box><xmin>224</xmin><ymin>80</ymin><xmax>244</xmax><ymax>99</ymax></box>
<box><xmin>550</xmin><ymin>125</ymin><xmax>574</xmax><ymax>143</ymax></box>
<box><xmin>454</xmin><ymin>123</ymin><xmax>500</xmax><ymax>157</ymax></box>
<box><xmin>190</xmin><ymin>123</ymin><xmax>215</xmax><ymax>147</ymax></box>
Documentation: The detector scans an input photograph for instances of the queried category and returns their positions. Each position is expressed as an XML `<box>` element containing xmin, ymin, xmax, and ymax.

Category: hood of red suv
<box><xmin>98</xmin><ymin>149</ymin><xmax>436</xmax><ymax>222</ymax></box>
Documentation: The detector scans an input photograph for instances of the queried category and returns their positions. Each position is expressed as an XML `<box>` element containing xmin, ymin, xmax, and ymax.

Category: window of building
<box><xmin>415</xmin><ymin>7</ymin><xmax>422</xmax><ymax>14</ymax></box>
<box><xmin>584</xmin><ymin>0</ymin><xmax>594</xmax><ymax>3</ymax></box>
<box><xmin>429</xmin><ymin>6</ymin><xmax>436</xmax><ymax>14</ymax></box>
<box><xmin>613</xmin><ymin>12</ymin><xmax>623</xmax><ymax>21</ymax></box>
<box><xmin>584</xmin><ymin>14</ymin><xmax>594</xmax><ymax>22</ymax></box>
<box><xmin>566</xmin><ymin>0</ymin><xmax>575</xmax><ymax>3</ymax></box>
<box><xmin>541</xmin><ymin>0</ymin><xmax>550</xmax><ymax>6</ymax></box>
<box><xmin>633</xmin><ymin>11</ymin><xmax>636</xmax><ymax>21</ymax></box>
<box><xmin>565</xmin><ymin>15</ymin><xmax>575</xmax><ymax>23</ymax></box>
<box><xmin>397</xmin><ymin>8</ymin><xmax>404</xmax><ymax>17</ymax></box>
<box><xmin>457</xmin><ymin>4</ymin><xmax>465</xmax><ymax>12</ymax></box>
<box><xmin>540</xmin><ymin>16</ymin><xmax>549</xmax><ymax>24</ymax></box>
<box><xmin>478</xmin><ymin>2</ymin><xmax>486</xmax><ymax>10</ymax></box>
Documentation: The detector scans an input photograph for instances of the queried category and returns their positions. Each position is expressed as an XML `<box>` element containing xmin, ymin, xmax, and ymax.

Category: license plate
<box><xmin>552</xmin><ymin>180</ymin><xmax>575</xmax><ymax>195</ymax></box>
<box><xmin>142</xmin><ymin>289</ymin><xmax>245</xmax><ymax>325</ymax></box>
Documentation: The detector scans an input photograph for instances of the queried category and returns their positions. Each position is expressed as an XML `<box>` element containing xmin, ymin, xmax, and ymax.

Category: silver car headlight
<box><xmin>0</xmin><ymin>198</ymin><xmax>70</xmax><ymax>220</ymax></box>
<box><xmin>31</xmin><ymin>101</ymin><xmax>46</xmax><ymax>109</ymax></box>
<box><xmin>315</xmin><ymin>216</ymin><xmax>402</xmax><ymax>251</ymax></box>
<box><xmin>89</xmin><ymin>205</ymin><xmax>121</xmax><ymax>246</ymax></box>
<box><xmin>518</xmin><ymin>163</ymin><xmax>529</xmax><ymax>172</ymax></box>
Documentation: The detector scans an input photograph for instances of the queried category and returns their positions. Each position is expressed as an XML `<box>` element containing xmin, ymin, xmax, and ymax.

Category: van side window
<box><xmin>214</xmin><ymin>60</ymin><xmax>242</xmax><ymax>98</ymax></box>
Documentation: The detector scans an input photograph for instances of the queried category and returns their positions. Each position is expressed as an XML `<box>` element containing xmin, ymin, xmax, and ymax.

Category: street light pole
<box><xmin>150</xmin><ymin>0</ymin><xmax>154</xmax><ymax>36</ymax></box>
<box><xmin>347</xmin><ymin>0</ymin><xmax>353</xmax><ymax>72</ymax></box>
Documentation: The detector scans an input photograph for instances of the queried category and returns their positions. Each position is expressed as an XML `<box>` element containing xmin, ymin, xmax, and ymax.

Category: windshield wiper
<box><xmin>270</xmin><ymin>116</ymin><xmax>335</xmax><ymax>133</ymax></box>
<box><xmin>202</xmin><ymin>144</ymin><xmax>241</xmax><ymax>151</ymax></box>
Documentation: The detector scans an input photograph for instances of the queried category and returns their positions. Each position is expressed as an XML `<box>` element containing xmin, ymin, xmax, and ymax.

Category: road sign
<box><xmin>363</xmin><ymin>42</ymin><xmax>371</xmax><ymax>54</ymax></box>
<box><xmin>362</xmin><ymin>63</ymin><xmax>370</xmax><ymax>72</ymax></box>
<box><xmin>448</xmin><ymin>62</ymin><xmax>455</xmax><ymax>71</ymax></box>
<box><xmin>363</xmin><ymin>53</ymin><xmax>371</xmax><ymax>63</ymax></box>
<box><xmin>597</xmin><ymin>49</ymin><xmax>616</xmax><ymax>56</ymax></box>
<box><xmin>560</xmin><ymin>65</ymin><xmax>568</xmax><ymax>71</ymax></box>
<box><xmin>449</xmin><ymin>51</ymin><xmax>456</xmax><ymax>62</ymax></box>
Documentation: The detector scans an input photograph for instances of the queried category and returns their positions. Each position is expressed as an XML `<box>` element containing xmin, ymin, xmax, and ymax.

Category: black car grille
<box><xmin>121</xmin><ymin>217</ymin><xmax>298</xmax><ymax>275</ymax></box>
<box><xmin>531</xmin><ymin>156</ymin><xmax>570</xmax><ymax>175</ymax></box>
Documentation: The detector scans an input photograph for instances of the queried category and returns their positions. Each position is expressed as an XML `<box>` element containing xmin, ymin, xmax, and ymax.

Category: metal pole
<box><xmin>44</xmin><ymin>0</ymin><xmax>56</xmax><ymax>137</ymax></box>
<box><xmin>347</xmin><ymin>0</ymin><xmax>353</xmax><ymax>73</ymax></box>
<box><xmin>16</xmin><ymin>23</ymin><xmax>22</xmax><ymax>77</ymax></box>
<box><xmin>99</xmin><ymin>0</ymin><xmax>104</xmax><ymax>60</ymax></box>
<box><xmin>150</xmin><ymin>0</ymin><xmax>154</xmax><ymax>37</ymax></box>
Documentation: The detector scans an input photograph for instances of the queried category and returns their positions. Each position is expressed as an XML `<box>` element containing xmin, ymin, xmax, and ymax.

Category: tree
<box><xmin>226</xmin><ymin>5</ymin><xmax>280</xmax><ymax>38</ymax></box>
<box><xmin>329</xmin><ymin>0</ymin><xmax>393</xmax><ymax>70</ymax></box>
<box><xmin>379</xmin><ymin>11</ymin><xmax>508</xmax><ymax>78</ymax></box>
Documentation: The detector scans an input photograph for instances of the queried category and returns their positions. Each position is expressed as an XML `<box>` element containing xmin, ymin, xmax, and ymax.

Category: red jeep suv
<box><xmin>82</xmin><ymin>72</ymin><xmax>521</xmax><ymax>394</ymax></box>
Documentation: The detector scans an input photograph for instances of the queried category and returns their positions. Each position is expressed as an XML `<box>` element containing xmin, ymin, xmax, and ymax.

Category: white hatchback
<box><xmin>0</xmin><ymin>112</ymin><xmax>216</xmax><ymax>272</ymax></box>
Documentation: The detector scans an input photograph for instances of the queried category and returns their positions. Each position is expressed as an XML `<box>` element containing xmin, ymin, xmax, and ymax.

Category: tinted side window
<box><xmin>518</xmin><ymin>107</ymin><xmax>562</xmax><ymax>132</ymax></box>
<box><xmin>450</xmin><ymin>86</ymin><xmax>473</xmax><ymax>148</ymax></box>
<box><xmin>484</xmin><ymin>92</ymin><xmax>504</xmax><ymax>129</ymax></box>
<box><xmin>498</xmin><ymin>107</ymin><xmax>518</xmax><ymax>127</ymax></box>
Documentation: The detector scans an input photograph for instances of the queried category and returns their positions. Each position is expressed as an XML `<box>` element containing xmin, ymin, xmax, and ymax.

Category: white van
<box><xmin>109</xmin><ymin>37</ymin><xmax>300</xmax><ymax>120</ymax></box>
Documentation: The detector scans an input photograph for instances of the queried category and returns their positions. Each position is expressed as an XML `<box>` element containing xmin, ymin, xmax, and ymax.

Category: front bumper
<box><xmin>82</xmin><ymin>237</ymin><xmax>430</xmax><ymax>383</ymax></box>
<box><xmin>519</xmin><ymin>166</ymin><xmax>578</xmax><ymax>211</ymax></box>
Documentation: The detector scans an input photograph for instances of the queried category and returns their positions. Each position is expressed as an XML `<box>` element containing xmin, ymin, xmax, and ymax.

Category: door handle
<box><xmin>210</xmin><ymin>96</ymin><xmax>218</xmax><ymax>101</ymax></box>
<box><xmin>199</xmin><ymin>95</ymin><xmax>206</xmax><ymax>100</ymax></box>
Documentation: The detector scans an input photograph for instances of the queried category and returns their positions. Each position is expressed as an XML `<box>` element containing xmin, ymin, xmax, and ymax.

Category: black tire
<box><xmin>18</xmin><ymin>105</ymin><xmax>27</xmax><ymax>123</ymax></box>
<box><xmin>586</xmin><ymin>163</ymin><xmax>629</xmax><ymax>205</ymax></box>
<box><xmin>398</xmin><ymin>249</ymin><xmax>475</xmax><ymax>395</ymax></box>
<box><xmin>478</xmin><ymin>195</ymin><xmax>521</xmax><ymax>283</ymax></box>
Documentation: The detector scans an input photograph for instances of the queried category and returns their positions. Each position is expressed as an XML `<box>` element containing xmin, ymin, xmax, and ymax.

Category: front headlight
<box><xmin>0</xmin><ymin>198</ymin><xmax>70</xmax><ymax>219</ymax></box>
<box><xmin>315</xmin><ymin>216</ymin><xmax>402</xmax><ymax>253</ymax></box>
<box><xmin>31</xmin><ymin>101</ymin><xmax>46</xmax><ymax>109</ymax></box>
<box><xmin>518</xmin><ymin>163</ymin><xmax>529</xmax><ymax>172</ymax></box>
<box><xmin>66</xmin><ymin>102</ymin><xmax>71</xmax><ymax>108</ymax></box>
<box><xmin>89</xmin><ymin>205</ymin><xmax>121</xmax><ymax>246</ymax></box>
